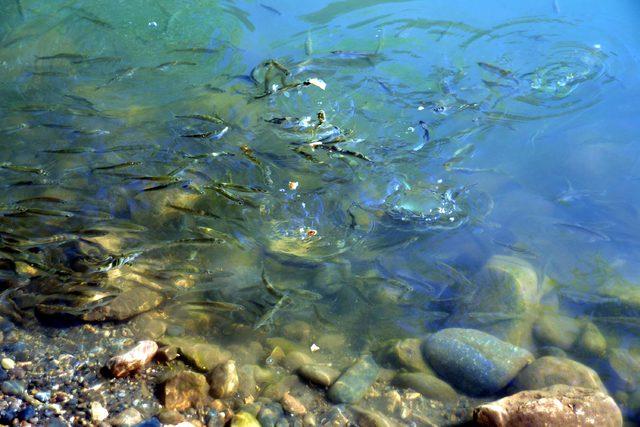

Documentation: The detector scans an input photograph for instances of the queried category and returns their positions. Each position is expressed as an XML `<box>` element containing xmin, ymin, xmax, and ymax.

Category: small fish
<box><xmin>261</xmin><ymin>269</ymin><xmax>283</xmax><ymax>298</ymax></box>
<box><xmin>413</xmin><ymin>120</ymin><xmax>430</xmax><ymax>151</ymax></box>
<box><xmin>444</xmin><ymin>143</ymin><xmax>475</xmax><ymax>168</ymax></box>
<box><xmin>477</xmin><ymin>61</ymin><xmax>513</xmax><ymax>78</ymax></box>
<box><xmin>305</xmin><ymin>31</ymin><xmax>313</xmax><ymax>56</ymax></box>
<box><xmin>553</xmin><ymin>222</ymin><xmax>611</xmax><ymax>241</ymax></box>
<box><xmin>92</xmin><ymin>161</ymin><xmax>142</xmax><ymax>171</ymax></box>
<box><xmin>176</xmin><ymin>113</ymin><xmax>225</xmax><ymax>124</ymax></box>
<box><xmin>466</xmin><ymin>311</ymin><xmax>522</xmax><ymax>325</ymax></box>
<box><xmin>64</xmin><ymin>94</ymin><xmax>99</xmax><ymax>111</ymax></box>
<box><xmin>260</xmin><ymin>3</ymin><xmax>282</xmax><ymax>15</ymax></box>
<box><xmin>203</xmin><ymin>84</ymin><xmax>225</xmax><ymax>93</ymax></box>
<box><xmin>80</xmin><ymin>15</ymin><xmax>113</xmax><ymax>29</ymax></box>
<box><xmin>254</xmin><ymin>294</ymin><xmax>291</xmax><ymax>330</ymax></box>
<box><xmin>36</xmin><ymin>53</ymin><xmax>86</xmax><ymax>61</ymax></box>
<box><xmin>492</xmin><ymin>239</ymin><xmax>537</xmax><ymax>258</ymax></box>
<box><xmin>93</xmin><ymin>251</ymin><xmax>142</xmax><ymax>273</ymax></box>
<box><xmin>0</xmin><ymin>163</ymin><xmax>47</xmax><ymax>175</ymax></box>
<box><xmin>99</xmin><ymin>67</ymin><xmax>138</xmax><ymax>88</ymax></box>
<box><xmin>72</xmin><ymin>56</ymin><xmax>122</xmax><ymax>64</ymax></box>
<box><xmin>435</xmin><ymin>261</ymin><xmax>475</xmax><ymax>292</ymax></box>
<box><xmin>16</xmin><ymin>196</ymin><xmax>66</xmax><ymax>204</ymax></box>
<box><xmin>156</xmin><ymin>61</ymin><xmax>197</xmax><ymax>70</ymax></box>
<box><xmin>553</xmin><ymin>0</ymin><xmax>561</xmax><ymax>14</ymax></box>
<box><xmin>181</xmin><ymin>131</ymin><xmax>213</xmax><ymax>138</ymax></box>
<box><xmin>180</xmin><ymin>300</ymin><xmax>245</xmax><ymax>312</ymax></box>
<box><xmin>167</xmin><ymin>203</ymin><xmax>220</xmax><ymax>218</ymax></box>
<box><xmin>170</xmin><ymin>47</ymin><xmax>218</xmax><ymax>54</ymax></box>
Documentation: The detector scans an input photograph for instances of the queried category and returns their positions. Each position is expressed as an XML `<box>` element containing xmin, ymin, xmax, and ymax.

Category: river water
<box><xmin>1</xmin><ymin>0</ymin><xmax>639</xmax><ymax>424</ymax></box>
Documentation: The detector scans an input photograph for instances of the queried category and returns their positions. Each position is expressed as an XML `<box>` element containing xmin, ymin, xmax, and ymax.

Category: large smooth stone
<box><xmin>391</xmin><ymin>372</ymin><xmax>457</xmax><ymax>402</ymax></box>
<box><xmin>608</xmin><ymin>348</ymin><xmax>640</xmax><ymax>391</ymax></box>
<box><xmin>533</xmin><ymin>313</ymin><xmax>581</xmax><ymax>350</ymax></box>
<box><xmin>208</xmin><ymin>360</ymin><xmax>239</xmax><ymax>398</ymax></box>
<box><xmin>327</xmin><ymin>355</ymin><xmax>379</xmax><ymax>404</ymax></box>
<box><xmin>422</xmin><ymin>328</ymin><xmax>534</xmax><ymax>395</ymax></box>
<box><xmin>474</xmin><ymin>385</ymin><xmax>622</xmax><ymax>427</ymax></box>
<box><xmin>511</xmin><ymin>356</ymin><xmax>606</xmax><ymax>393</ymax></box>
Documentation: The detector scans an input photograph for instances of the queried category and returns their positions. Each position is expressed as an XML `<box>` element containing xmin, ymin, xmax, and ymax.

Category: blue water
<box><xmin>1</xmin><ymin>0</ymin><xmax>640</xmax><ymax>423</ymax></box>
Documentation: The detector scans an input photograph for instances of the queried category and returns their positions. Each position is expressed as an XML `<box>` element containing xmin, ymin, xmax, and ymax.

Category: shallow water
<box><xmin>1</xmin><ymin>0</ymin><xmax>640</xmax><ymax>424</ymax></box>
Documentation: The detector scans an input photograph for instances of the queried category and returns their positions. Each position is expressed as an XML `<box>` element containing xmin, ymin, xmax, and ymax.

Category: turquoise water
<box><xmin>1</xmin><ymin>0</ymin><xmax>640</xmax><ymax>423</ymax></box>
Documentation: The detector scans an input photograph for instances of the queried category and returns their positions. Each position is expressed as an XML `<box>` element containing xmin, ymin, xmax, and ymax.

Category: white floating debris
<box><xmin>307</xmin><ymin>78</ymin><xmax>327</xmax><ymax>90</ymax></box>
<box><xmin>288</xmin><ymin>181</ymin><xmax>299</xmax><ymax>190</ymax></box>
<box><xmin>418</xmin><ymin>105</ymin><xmax>425</xmax><ymax>111</ymax></box>
<box><xmin>148</xmin><ymin>21</ymin><xmax>158</xmax><ymax>28</ymax></box>
<box><xmin>310</xmin><ymin>343</ymin><xmax>320</xmax><ymax>352</ymax></box>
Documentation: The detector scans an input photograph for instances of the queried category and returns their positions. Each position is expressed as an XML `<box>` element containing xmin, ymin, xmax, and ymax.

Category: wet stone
<box><xmin>17</xmin><ymin>405</ymin><xmax>35</xmax><ymax>421</ymax></box>
<box><xmin>533</xmin><ymin>313</ymin><xmax>581</xmax><ymax>351</ymax></box>
<box><xmin>281</xmin><ymin>392</ymin><xmax>307</xmax><ymax>416</ymax></box>
<box><xmin>327</xmin><ymin>355</ymin><xmax>380</xmax><ymax>404</ymax></box>
<box><xmin>162</xmin><ymin>370</ymin><xmax>209</xmax><ymax>411</ymax></box>
<box><xmin>391</xmin><ymin>372</ymin><xmax>458</xmax><ymax>402</ymax></box>
<box><xmin>352</xmin><ymin>406</ymin><xmax>394</xmax><ymax>427</ymax></box>
<box><xmin>1</xmin><ymin>357</ymin><xmax>15</xmax><ymax>370</ymax></box>
<box><xmin>107</xmin><ymin>340</ymin><xmax>158</xmax><ymax>378</ymax></box>
<box><xmin>257</xmin><ymin>402</ymin><xmax>284</xmax><ymax>427</ymax></box>
<box><xmin>91</xmin><ymin>401</ymin><xmax>109</xmax><ymax>422</ymax></box>
<box><xmin>156</xmin><ymin>345</ymin><xmax>179</xmax><ymax>363</ymax></box>
<box><xmin>231</xmin><ymin>411</ymin><xmax>261</xmax><ymax>427</ymax></box>
<box><xmin>82</xmin><ymin>287</ymin><xmax>164</xmax><ymax>322</ymax></box>
<box><xmin>130</xmin><ymin>312</ymin><xmax>167</xmax><ymax>340</ymax></box>
<box><xmin>109</xmin><ymin>407</ymin><xmax>144</xmax><ymax>426</ymax></box>
<box><xmin>158</xmin><ymin>409</ymin><xmax>185</xmax><ymax>424</ymax></box>
<box><xmin>422</xmin><ymin>328</ymin><xmax>534</xmax><ymax>396</ymax></box>
<box><xmin>378</xmin><ymin>338</ymin><xmax>434</xmax><ymax>374</ymax></box>
<box><xmin>576</xmin><ymin>322</ymin><xmax>607</xmax><ymax>358</ymax></box>
<box><xmin>474</xmin><ymin>385</ymin><xmax>623</xmax><ymax>427</ymax></box>
<box><xmin>608</xmin><ymin>348</ymin><xmax>640</xmax><ymax>391</ymax></box>
<box><xmin>159</xmin><ymin>337</ymin><xmax>231</xmax><ymax>371</ymax></box>
<box><xmin>208</xmin><ymin>360</ymin><xmax>239</xmax><ymax>398</ymax></box>
<box><xmin>1</xmin><ymin>380</ymin><xmax>25</xmax><ymax>396</ymax></box>
<box><xmin>283</xmin><ymin>351</ymin><xmax>313</xmax><ymax>371</ymax></box>
<box><xmin>297</xmin><ymin>364</ymin><xmax>341</xmax><ymax>387</ymax></box>
<box><xmin>511</xmin><ymin>356</ymin><xmax>606</xmax><ymax>393</ymax></box>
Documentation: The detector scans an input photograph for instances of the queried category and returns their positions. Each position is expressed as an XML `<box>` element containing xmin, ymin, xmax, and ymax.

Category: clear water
<box><xmin>1</xmin><ymin>0</ymin><xmax>639</xmax><ymax>422</ymax></box>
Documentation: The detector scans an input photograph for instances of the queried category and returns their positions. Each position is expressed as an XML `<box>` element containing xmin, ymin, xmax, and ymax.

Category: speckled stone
<box><xmin>327</xmin><ymin>355</ymin><xmax>379</xmax><ymax>404</ymax></box>
<box><xmin>422</xmin><ymin>328</ymin><xmax>534</xmax><ymax>395</ymax></box>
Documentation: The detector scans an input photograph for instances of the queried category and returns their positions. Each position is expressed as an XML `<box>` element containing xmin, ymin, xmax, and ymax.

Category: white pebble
<box><xmin>91</xmin><ymin>401</ymin><xmax>109</xmax><ymax>422</ymax></box>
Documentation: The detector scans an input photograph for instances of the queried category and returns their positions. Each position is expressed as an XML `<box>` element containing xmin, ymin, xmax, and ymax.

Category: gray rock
<box><xmin>283</xmin><ymin>351</ymin><xmax>313</xmax><ymax>371</ymax></box>
<box><xmin>208</xmin><ymin>360</ymin><xmax>239</xmax><ymax>398</ymax></box>
<box><xmin>257</xmin><ymin>402</ymin><xmax>284</xmax><ymax>427</ymax></box>
<box><xmin>297</xmin><ymin>364</ymin><xmax>341</xmax><ymax>387</ymax></box>
<box><xmin>327</xmin><ymin>355</ymin><xmax>379</xmax><ymax>403</ymax></box>
<box><xmin>1</xmin><ymin>380</ymin><xmax>25</xmax><ymax>396</ymax></box>
<box><xmin>351</xmin><ymin>406</ymin><xmax>394</xmax><ymax>427</ymax></box>
<box><xmin>511</xmin><ymin>356</ymin><xmax>606</xmax><ymax>393</ymax></box>
<box><xmin>391</xmin><ymin>372</ymin><xmax>457</xmax><ymax>402</ymax></box>
<box><xmin>422</xmin><ymin>328</ymin><xmax>534</xmax><ymax>395</ymax></box>
<box><xmin>110</xmin><ymin>408</ymin><xmax>144</xmax><ymax>427</ymax></box>
<box><xmin>474</xmin><ymin>385</ymin><xmax>623</xmax><ymax>427</ymax></box>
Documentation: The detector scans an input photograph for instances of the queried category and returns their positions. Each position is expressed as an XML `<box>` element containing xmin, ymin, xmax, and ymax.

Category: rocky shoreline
<box><xmin>1</xmin><ymin>254</ymin><xmax>639</xmax><ymax>426</ymax></box>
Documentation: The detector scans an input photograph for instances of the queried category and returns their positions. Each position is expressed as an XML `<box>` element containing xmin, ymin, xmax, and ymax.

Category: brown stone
<box><xmin>511</xmin><ymin>356</ymin><xmax>606</xmax><ymax>393</ymax></box>
<box><xmin>107</xmin><ymin>340</ymin><xmax>158</xmax><ymax>378</ymax></box>
<box><xmin>474</xmin><ymin>385</ymin><xmax>623</xmax><ymax>427</ymax></box>
<box><xmin>208</xmin><ymin>360</ymin><xmax>239</xmax><ymax>398</ymax></box>
<box><xmin>281</xmin><ymin>392</ymin><xmax>307</xmax><ymax>416</ymax></box>
<box><xmin>162</xmin><ymin>370</ymin><xmax>209</xmax><ymax>411</ymax></box>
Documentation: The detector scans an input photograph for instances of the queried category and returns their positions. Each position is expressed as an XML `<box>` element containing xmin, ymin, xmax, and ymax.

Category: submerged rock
<box><xmin>297</xmin><ymin>364</ymin><xmax>341</xmax><ymax>387</ymax></box>
<box><xmin>377</xmin><ymin>338</ymin><xmax>434</xmax><ymax>374</ymax></box>
<box><xmin>91</xmin><ymin>402</ymin><xmax>109</xmax><ymax>422</ymax></box>
<box><xmin>391</xmin><ymin>372</ymin><xmax>457</xmax><ymax>402</ymax></box>
<box><xmin>473</xmin><ymin>385</ymin><xmax>622</xmax><ymax>427</ymax></box>
<box><xmin>82</xmin><ymin>287</ymin><xmax>163</xmax><ymax>322</ymax></box>
<box><xmin>422</xmin><ymin>328</ymin><xmax>533</xmax><ymax>395</ymax></box>
<box><xmin>110</xmin><ymin>408</ymin><xmax>144</xmax><ymax>427</ymax></box>
<box><xmin>159</xmin><ymin>336</ymin><xmax>230</xmax><ymax>371</ymax></box>
<box><xmin>533</xmin><ymin>313</ymin><xmax>581</xmax><ymax>350</ymax></box>
<box><xmin>608</xmin><ymin>348</ymin><xmax>640</xmax><ymax>391</ymax></box>
<box><xmin>352</xmin><ymin>406</ymin><xmax>394</xmax><ymax>427</ymax></box>
<box><xmin>257</xmin><ymin>402</ymin><xmax>284</xmax><ymax>427</ymax></box>
<box><xmin>107</xmin><ymin>340</ymin><xmax>158</xmax><ymax>378</ymax></box>
<box><xmin>281</xmin><ymin>392</ymin><xmax>306</xmax><ymax>416</ymax></box>
<box><xmin>453</xmin><ymin>255</ymin><xmax>541</xmax><ymax>347</ymax></box>
<box><xmin>208</xmin><ymin>360</ymin><xmax>239</xmax><ymax>398</ymax></box>
<box><xmin>511</xmin><ymin>356</ymin><xmax>606</xmax><ymax>393</ymax></box>
<box><xmin>231</xmin><ymin>411</ymin><xmax>261</xmax><ymax>427</ymax></box>
<box><xmin>162</xmin><ymin>370</ymin><xmax>209</xmax><ymax>411</ymax></box>
<box><xmin>576</xmin><ymin>322</ymin><xmax>607</xmax><ymax>357</ymax></box>
<box><xmin>327</xmin><ymin>355</ymin><xmax>379</xmax><ymax>403</ymax></box>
